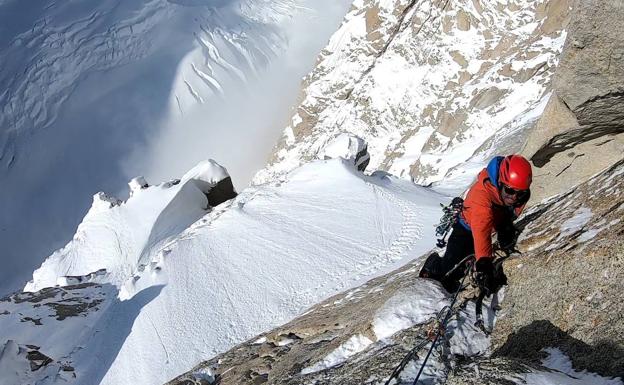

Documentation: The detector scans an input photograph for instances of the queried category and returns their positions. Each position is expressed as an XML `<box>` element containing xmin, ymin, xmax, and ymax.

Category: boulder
<box><xmin>321</xmin><ymin>134</ymin><xmax>370</xmax><ymax>172</ymax></box>
<box><xmin>128</xmin><ymin>176</ymin><xmax>149</xmax><ymax>196</ymax></box>
<box><xmin>182</xmin><ymin>160</ymin><xmax>237</xmax><ymax>207</ymax></box>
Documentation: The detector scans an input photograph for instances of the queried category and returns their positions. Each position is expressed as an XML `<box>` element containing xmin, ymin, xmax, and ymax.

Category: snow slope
<box><xmin>2</xmin><ymin>158</ymin><xmax>447</xmax><ymax>385</ymax></box>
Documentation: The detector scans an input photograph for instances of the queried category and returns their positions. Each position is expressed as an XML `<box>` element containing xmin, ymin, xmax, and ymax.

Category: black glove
<box><xmin>473</xmin><ymin>258</ymin><xmax>494</xmax><ymax>295</ymax></box>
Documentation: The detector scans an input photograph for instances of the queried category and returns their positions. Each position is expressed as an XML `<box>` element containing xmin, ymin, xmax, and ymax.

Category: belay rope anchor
<box><xmin>384</xmin><ymin>262</ymin><xmax>473</xmax><ymax>385</ymax></box>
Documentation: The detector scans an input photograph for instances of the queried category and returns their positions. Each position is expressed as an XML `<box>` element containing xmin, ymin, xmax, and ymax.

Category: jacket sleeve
<box><xmin>471</xmin><ymin>205</ymin><xmax>495</xmax><ymax>260</ymax></box>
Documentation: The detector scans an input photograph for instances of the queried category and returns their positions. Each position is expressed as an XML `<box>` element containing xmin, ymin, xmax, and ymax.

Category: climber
<box><xmin>420</xmin><ymin>155</ymin><xmax>533</xmax><ymax>294</ymax></box>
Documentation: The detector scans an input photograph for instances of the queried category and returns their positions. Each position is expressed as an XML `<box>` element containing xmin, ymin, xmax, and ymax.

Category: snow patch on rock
<box><xmin>520</xmin><ymin>348</ymin><xmax>624</xmax><ymax>385</ymax></box>
<box><xmin>301</xmin><ymin>334</ymin><xmax>374</xmax><ymax>375</ymax></box>
<box><xmin>373</xmin><ymin>280</ymin><xmax>449</xmax><ymax>340</ymax></box>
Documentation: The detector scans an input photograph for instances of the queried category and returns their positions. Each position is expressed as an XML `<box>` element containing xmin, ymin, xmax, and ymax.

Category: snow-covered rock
<box><xmin>0</xmin><ymin>340</ymin><xmax>32</xmax><ymax>385</ymax></box>
<box><xmin>321</xmin><ymin>134</ymin><xmax>370</xmax><ymax>172</ymax></box>
<box><xmin>182</xmin><ymin>159</ymin><xmax>237</xmax><ymax>207</ymax></box>
<box><xmin>128</xmin><ymin>177</ymin><xmax>149</xmax><ymax>196</ymax></box>
<box><xmin>255</xmin><ymin>0</ymin><xmax>571</xmax><ymax>187</ymax></box>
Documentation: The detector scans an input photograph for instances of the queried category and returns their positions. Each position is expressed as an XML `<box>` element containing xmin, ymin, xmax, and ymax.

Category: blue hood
<box><xmin>486</xmin><ymin>156</ymin><xmax>504</xmax><ymax>187</ymax></box>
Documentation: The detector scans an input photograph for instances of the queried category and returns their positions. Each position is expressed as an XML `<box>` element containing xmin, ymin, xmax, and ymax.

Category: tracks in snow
<box><xmin>355</xmin><ymin>181</ymin><xmax>424</xmax><ymax>278</ymax></box>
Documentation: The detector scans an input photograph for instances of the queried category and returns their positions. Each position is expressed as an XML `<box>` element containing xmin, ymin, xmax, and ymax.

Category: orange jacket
<box><xmin>459</xmin><ymin>159</ymin><xmax>526</xmax><ymax>260</ymax></box>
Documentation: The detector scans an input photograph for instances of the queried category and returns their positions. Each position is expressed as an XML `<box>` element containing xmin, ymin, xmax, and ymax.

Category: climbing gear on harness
<box><xmin>435</xmin><ymin>197</ymin><xmax>464</xmax><ymax>248</ymax></box>
<box><xmin>384</xmin><ymin>260</ymin><xmax>473</xmax><ymax>385</ymax></box>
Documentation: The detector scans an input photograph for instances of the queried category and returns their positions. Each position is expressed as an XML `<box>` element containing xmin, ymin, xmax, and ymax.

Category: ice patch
<box><xmin>578</xmin><ymin>219</ymin><xmax>620</xmax><ymax>243</ymax></box>
<box><xmin>560</xmin><ymin>207</ymin><xmax>593</xmax><ymax>237</ymax></box>
<box><xmin>253</xmin><ymin>337</ymin><xmax>267</xmax><ymax>345</ymax></box>
<box><xmin>545</xmin><ymin>206</ymin><xmax>593</xmax><ymax>251</ymax></box>
<box><xmin>277</xmin><ymin>338</ymin><xmax>295</xmax><ymax>347</ymax></box>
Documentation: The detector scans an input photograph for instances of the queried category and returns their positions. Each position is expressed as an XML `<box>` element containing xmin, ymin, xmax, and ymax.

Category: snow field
<box><xmin>107</xmin><ymin>159</ymin><xmax>446</xmax><ymax>385</ymax></box>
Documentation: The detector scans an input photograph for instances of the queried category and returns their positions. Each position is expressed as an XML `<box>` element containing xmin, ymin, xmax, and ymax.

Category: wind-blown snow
<box><xmin>23</xmin><ymin>160</ymin><xmax>233</xmax><ymax>293</ymax></box>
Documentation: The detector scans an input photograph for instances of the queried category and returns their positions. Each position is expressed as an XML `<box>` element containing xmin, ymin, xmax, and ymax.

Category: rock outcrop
<box><xmin>182</xmin><ymin>159</ymin><xmax>238</xmax><ymax>207</ymax></box>
<box><xmin>0</xmin><ymin>284</ymin><xmax>113</xmax><ymax>383</ymax></box>
<box><xmin>521</xmin><ymin>0</ymin><xmax>624</xmax><ymax>202</ymax></box>
<box><xmin>321</xmin><ymin>134</ymin><xmax>371</xmax><ymax>172</ymax></box>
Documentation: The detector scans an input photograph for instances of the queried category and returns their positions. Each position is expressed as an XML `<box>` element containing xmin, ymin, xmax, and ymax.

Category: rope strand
<box><xmin>384</xmin><ymin>261</ymin><xmax>473</xmax><ymax>385</ymax></box>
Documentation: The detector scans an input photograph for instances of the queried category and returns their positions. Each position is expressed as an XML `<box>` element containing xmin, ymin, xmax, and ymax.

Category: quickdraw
<box><xmin>435</xmin><ymin>197</ymin><xmax>464</xmax><ymax>248</ymax></box>
<box><xmin>458</xmin><ymin>247</ymin><xmax>520</xmax><ymax>335</ymax></box>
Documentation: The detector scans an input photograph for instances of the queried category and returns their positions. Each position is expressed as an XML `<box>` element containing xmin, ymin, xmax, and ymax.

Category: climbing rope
<box><xmin>385</xmin><ymin>244</ymin><xmax>520</xmax><ymax>384</ymax></box>
<box><xmin>384</xmin><ymin>261</ymin><xmax>473</xmax><ymax>385</ymax></box>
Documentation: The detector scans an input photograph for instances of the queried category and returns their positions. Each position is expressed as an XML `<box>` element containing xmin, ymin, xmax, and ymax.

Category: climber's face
<box><xmin>501</xmin><ymin>184</ymin><xmax>526</xmax><ymax>206</ymax></box>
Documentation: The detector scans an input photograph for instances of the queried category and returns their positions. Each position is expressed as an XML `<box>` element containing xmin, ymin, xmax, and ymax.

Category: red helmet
<box><xmin>499</xmin><ymin>155</ymin><xmax>532</xmax><ymax>190</ymax></box>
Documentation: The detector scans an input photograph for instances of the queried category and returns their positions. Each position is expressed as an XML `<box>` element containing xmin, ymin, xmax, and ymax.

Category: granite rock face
<box><xmin>522</xmin><ymin>0</ymin><xmax>624</xmax><ymax>202</ymax></box>
<box><xmin>447</xmin><ymin>159</ymin><xmax>624</xmax><ymax>383</ymax></box>
<box><xmin>491</xmin><ymin>158</ymin><xmax>624</xmax><ymax>378</ymax></box>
